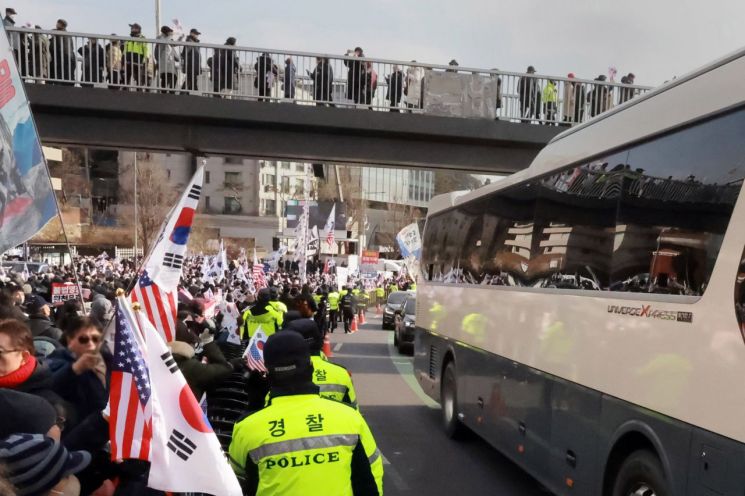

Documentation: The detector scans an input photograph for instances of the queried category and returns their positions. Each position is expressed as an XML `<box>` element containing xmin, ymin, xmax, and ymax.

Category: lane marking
<box><xmin>386</xmin><ymin>332</ymin><xmax>440</xmax><ymax>410</ymax></box>
<box><xmin>380</xmin><ymin>451</ymin><xmax>410</xmax><ymax>491</ymax></box>
<box><xmin>333</xmin><ymin>342</ymin><xmax>343</xmax><ymax>352</ymax></box>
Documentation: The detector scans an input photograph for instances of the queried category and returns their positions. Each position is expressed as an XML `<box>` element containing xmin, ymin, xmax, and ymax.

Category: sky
<box><xmin>14</xmin><ymin>0</ymin><xmax>745</xmax><ymax>86</ymax></box>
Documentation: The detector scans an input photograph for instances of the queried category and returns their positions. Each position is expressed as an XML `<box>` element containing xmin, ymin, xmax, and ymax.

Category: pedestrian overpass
<box><xmin>12</xmin><ymin>28</ymin><xmax>650</xmax><ymax>173</ymax></box>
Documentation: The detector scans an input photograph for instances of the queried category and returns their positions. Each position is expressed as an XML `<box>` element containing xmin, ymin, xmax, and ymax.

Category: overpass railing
<box><xmin>7</xmin><ymin>28</ymin><xmax>651</xmax><ymax>125</ymax></box>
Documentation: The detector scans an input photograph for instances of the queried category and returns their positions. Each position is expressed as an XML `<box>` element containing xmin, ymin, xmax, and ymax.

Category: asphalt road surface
<box><xmin>328</xmin><ymin>313</ymin><xmax>548</xmax><ymax>496</ymax></box>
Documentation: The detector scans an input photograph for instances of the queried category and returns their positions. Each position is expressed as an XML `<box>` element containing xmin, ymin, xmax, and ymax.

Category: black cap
<box><xmin>527</xmin><ymin>65</ymin><xmax>536</xmax><ymax>73</ymax></box>
<box><xmin>5</xmin><ymin>8</ymin><xmax>16</xmax><ymax>15</ymax></box>
<box><xmin>225</xmin><ymin>36</ymin><xmax>236</xmax><ymax>45</ymax></box>
<box><xmin>57</xmin><ymin>18</ymin><xmax>68</xmax><ymax>28</ymax></box>
<box><xmin>26</xmin><ymin>294</ymin><xmax>50</xmax><ymax>314</ymax></box>
<box><xmin>264</xmin><ymin>331</ymin><xmax>311</xmax><ymax>378</ymax></box>
<box><xmin>0</xmin><ymin>390</ymin><xmax>57</xmax><ymax>438</ymax></box>
<box><xmin>160</xmin><ymin>25</ymin><xmax>173</xmax><ymax>34</ymax></box>
<box><xmin>189</xmin><ymin>28</ymin><xmax>201</xmax><ymax>35</ymax></box>
<box><xmin>257</xmin><ymin>287</ymin><xmax>271</xmax><ymax>304</ymax></box>
<box><xmin>285</xmin><ymin>319</ymin><xmax>323</xmax><ymax>354</ymax></box>
<box><xmin>129</xmin><ymin>22</ymin><xmax>142</xmax><ymax>30</ymax></box>
<box><xmin>269</xmin><ymin>287</ymin><xmax>279</xmax><ymax>300</ymax></box>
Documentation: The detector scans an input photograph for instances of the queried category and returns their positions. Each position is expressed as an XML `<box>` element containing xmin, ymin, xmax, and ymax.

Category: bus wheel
<box><xmin>441</xmin><ymin>361</ymin><xmax>466</xmax><ymax>439</ymax></box>
<box><xmin>612</xmin><ymin>450</ymin><xmax>670</xmax><ymax>496</ymax></box>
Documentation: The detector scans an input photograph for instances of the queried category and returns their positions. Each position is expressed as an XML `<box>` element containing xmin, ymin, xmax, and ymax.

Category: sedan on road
<box><xmin>394</xmin><ymin>294</ymin><xmax>416</xmax><ymax>353</ymax></box>
<box><xmin>382</xmin><ymin>291</ymin><xmax>409</xmax><ymax>330</ymax></box>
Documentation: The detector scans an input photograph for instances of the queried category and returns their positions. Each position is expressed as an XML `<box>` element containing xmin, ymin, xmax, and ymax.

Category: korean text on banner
<box><xmin>0</xmin><ymin>25</ymin><xmax>56</xmax><ymax>254</ymax></box>
<box><xmin>50</xmin><ymin>282</ymin><xmax>80</xmax><ymax>305</ymax></box>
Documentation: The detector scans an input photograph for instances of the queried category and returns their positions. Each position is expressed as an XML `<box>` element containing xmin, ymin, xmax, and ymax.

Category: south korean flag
<box><xmin>135</xmin><ymin>309</ymin><xmax>242</xmax><ymax>496</ymax></box>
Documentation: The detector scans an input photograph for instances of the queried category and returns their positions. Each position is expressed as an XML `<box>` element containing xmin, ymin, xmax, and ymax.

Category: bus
<box><xmin>414</xmin><ymin>47</ymin><xmax>745</xmax><ymax>496</ymax></box>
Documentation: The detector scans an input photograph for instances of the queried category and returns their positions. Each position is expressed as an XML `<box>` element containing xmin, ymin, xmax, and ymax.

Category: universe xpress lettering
<box><xmin>607</xmin><ymin>304</ymin><xmax>693</xmax><ymax>323</ymax></box>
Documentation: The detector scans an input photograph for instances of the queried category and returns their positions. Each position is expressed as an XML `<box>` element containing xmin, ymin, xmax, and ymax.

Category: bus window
<box><xmin>735</xmin><ymin>250</ymin><xmax>745</xmax><ymax>343</ymax></box>
<box><xmin>533</xmin><ymin>162</ymin><xmax>618</xmax><ymax>290</ymax></box>
<box><xmin>610</xmin><ymin>110</ymin><xmax>745</xmax><ymax>295</ymax></box>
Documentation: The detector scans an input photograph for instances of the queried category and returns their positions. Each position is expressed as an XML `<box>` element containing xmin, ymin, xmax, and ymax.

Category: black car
<box><xmin>382</xmin><ymin>291</ymin><xmax>409</xmax><ymax>330</ymax></box>
<box><xmin>394</xmin><ymin>294</ymin><xmax>416</xmax><ymax>354</ymax></box>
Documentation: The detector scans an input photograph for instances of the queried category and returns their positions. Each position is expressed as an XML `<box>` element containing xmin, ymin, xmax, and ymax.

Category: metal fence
<box><xmin>7</xmin><ymin>27</ymin><xmax>651</xmax><ymax>125</ymax></box>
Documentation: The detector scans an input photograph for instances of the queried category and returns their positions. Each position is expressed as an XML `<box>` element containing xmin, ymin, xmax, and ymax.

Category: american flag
<box><xmin>109</xmin><ymin>299</ymin><xmax>152</xmax><ymax>461</ymax></box>
<box><xmin>243</xmin><ymin>328</ymin><xmax>267</xmax><ymax>373</ymax></box>
<box><xmin>324</xmin><ymin>203</ymin><xmax>336</xmax><ymax>248</ymax></box>
<box><xmin>131</xmin><ymin>270</ymin><xmax>177</xmax><ymax>343</ymax></box>
<box><xmin>252</xmin><ymin>249</ymin><xmax>267</xmax><ymax>289</ymax></box>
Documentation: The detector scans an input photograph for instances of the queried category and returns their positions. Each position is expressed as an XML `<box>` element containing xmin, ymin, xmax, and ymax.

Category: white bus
<box><xmin>414</xmin><ymin>48</ymin><xmax>745</xmax><ymax>496</ymax></box>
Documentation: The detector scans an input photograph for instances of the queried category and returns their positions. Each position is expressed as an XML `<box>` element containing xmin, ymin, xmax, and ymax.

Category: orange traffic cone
<box><xmin>323</xmin><ymin>334</ymin><xmax>333</xmax><ymax>358</ymax></box>
<box><xmin>359</xmin><ymin>312</ymin><xmax>366</xmax><ymax>325</ymax></box>
<box><xmin>351</xmin><ymin>316</ymin><xmax>358</xmax><ymax>332</ymax></box>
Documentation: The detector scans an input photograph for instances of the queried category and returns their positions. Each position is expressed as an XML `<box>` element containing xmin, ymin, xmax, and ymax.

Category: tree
<box><xmin>434</xmin><ymin>171</ymin><xmax>483</xmax><ymax>196</ymax></box>
<box><xmin>119</xmin><ymin>154</ymin><xmax>176</xmax><ymax>256</ymax></box>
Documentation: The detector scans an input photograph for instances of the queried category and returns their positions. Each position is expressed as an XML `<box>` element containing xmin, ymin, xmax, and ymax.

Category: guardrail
<box><xmin>7</xmin><ymin>27</ymin><xmax>651</xmax><ymax>125</ymax></box>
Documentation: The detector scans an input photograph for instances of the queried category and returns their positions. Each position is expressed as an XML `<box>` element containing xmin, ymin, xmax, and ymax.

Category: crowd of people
<box><xmin>0</xmin><ymin>251</ymin><xmax>414</xmax><ymax>495</ymax></box>
<box><xmin>2</xmin><ymin>7</ymin><xmax>640</xmax><ymax>121</ymax></box>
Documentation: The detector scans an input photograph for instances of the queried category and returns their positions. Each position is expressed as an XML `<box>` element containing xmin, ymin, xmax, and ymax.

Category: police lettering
<box><xmin>264</xmin><ymin>451</ymin><xmax>340</xmax><ymax>469</ymax></box>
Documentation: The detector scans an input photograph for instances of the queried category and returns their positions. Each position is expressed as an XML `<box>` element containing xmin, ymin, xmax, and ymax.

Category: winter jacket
<box><xmin>168</xmin><ymin>340</ymin><xmax>232</xmax><ymax>401</ymax></box>
<box><xmin>405</xmin><ymin>66</ymin><xmax>425</xmax><ymax>105</ymax></box>
<box><xmin>181</xmin><ymin>36</ymin><xmax>201</xmax><ymax>78</ymax></box>
<box><xmin>310</xmin><ymin>60</ymin><xmax>334</xmax><ymax>101</ymax></box>
<box><xmin>27</xmin><ymin>314</ymin><xmax>63</xmax><ymax>341</ymax></box>
<box><xmin>209</xmin><ymin>47</ymin><xmax>239</xmax><ymax>91</ymax></box>
<box><xmin>386</xmin><ymin>70</ymin><xmax>404</xmax><ymax>105</ymax></box>
<box><xmin>78</xmin><ymin>43</ymin><xmax>106</xmax><ymax>83</ymax></box>
<box><xmin>155</xmin><ymin>34</ymin><xmax>180</xmax><ymax>75</ymax></box>
<box><xmin>283</xmin><ymin>61</ymin><xmax>296</xmax><ymax>98</ymax></box>
<box><xmin>47</xmin><ymin>348</ymin><xmax>111</xmax><ymax>430</ymax></box>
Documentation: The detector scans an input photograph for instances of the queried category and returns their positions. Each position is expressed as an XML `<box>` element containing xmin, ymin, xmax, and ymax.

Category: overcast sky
<box><xmin>15</xmin><ymin>0</ymin><xmax>745</xmax><ymax>86</ymax></box>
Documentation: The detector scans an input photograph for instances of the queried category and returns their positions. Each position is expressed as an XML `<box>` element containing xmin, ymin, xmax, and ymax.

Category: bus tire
<box><xmin>611</xmin><ymin>450</ymin><xmax>670</xmax><ymax>496</ymax></box>
<box><xmin>441</xmin><ymin>361</ymin><xmax>466</xmax><ymax>439</ymax></box>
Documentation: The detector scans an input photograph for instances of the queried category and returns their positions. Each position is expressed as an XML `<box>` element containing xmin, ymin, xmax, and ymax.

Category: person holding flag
<box><xmin>229</xmin><ymin>331</ymin><xmax>383</xmax><ymax>496</ymax></box>
<box><xmin>110</xmin><ymin>292</ymin><xmax>243</xmax><ymax>495</ymax></box>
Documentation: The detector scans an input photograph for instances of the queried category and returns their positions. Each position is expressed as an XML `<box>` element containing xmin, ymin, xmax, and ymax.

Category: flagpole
<box><xmin>41</xmin><ymin>151</ymin><xmax>87</xmax><ymax>313</ymax></box>
<box><xmin>133</xmin><ymin>153</ymin><xmax>138</xmax><ymax>262</ymax></box>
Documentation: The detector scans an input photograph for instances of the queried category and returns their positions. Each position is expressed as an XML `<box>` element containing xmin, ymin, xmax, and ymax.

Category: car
<box><xmin>394</xmin><ymin>294</ymin><xmax>416</xmax><ymax>354</ymax></box>
<box><xmin>382</xmin><ymin>291</ymin><xmax>409</xmax><ymax>330</ymax></box>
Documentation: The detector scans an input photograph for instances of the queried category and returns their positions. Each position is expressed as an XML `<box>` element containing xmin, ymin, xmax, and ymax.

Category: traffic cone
<box><xmin>351</xmin><ymin>316</ymin><xmax>358</xmax><ymax>332</ymax></box>
<box><xmin>359</xmin><ymin>312</ymin><xmax>366</xmax><ymax>325</ymax></box>
<box><xmin>323</xmin><ymin>334</ymin><xmax>333</xmax><ymax>358</ymax></box>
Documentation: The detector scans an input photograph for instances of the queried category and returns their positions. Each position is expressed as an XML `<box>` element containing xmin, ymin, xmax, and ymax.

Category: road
<box><xmin>327</xmin><ymin>313</ymin><xmax>548</xmax><ymax>496</ymax></box>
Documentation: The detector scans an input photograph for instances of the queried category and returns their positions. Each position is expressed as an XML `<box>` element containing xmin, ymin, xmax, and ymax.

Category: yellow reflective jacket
<box><xmin>241</xmin><ymin>305</ymin><xmax>282</xmax><ymax>340</ymax></box>
<box><xmin>311</xmin><ymin>355</ymin><xmax>358</xmax><ymax>409</ymax></box>
<box><xmin>327</xmin><ymin>291</ymin><xmax>340</xmax><ymax>310</ymax></box>
<box><xmin>124</xmin><ymin>37</ymin><xmax>148</xmax><ymax>58</ymax></box>
<box><xmin>230</xmin><ymin>392</ymin><xmax>384</xmax><ymax>496</ymax></box>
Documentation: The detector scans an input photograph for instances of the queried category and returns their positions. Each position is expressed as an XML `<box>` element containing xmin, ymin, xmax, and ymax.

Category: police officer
<box><xmin>375</xmin><ymin>284</ymin><xmax>385</xmax><ymax>308</ymax></box>
<box><xmin>123</xmin><ymin>22</ymin><xmax>148</xmax><ymax>87</ymax></box>
<box><xmin>230</xmin><ymin>331</ymin><xmax>383</xmax><ymax>495</ymax></box>
<box><xmin>340</xmin><ymin>288</ymin><xmax>357</xmax><ymax>334</ymax></box>
<box><xmin>285</xmin><ymin>318</ymin><xmax>358</xmax><ymax>409</ymax></box>
<box><xmin>241</xmin><ymin>288</ymin><xmax>283</xmax><ymax>340</ymax></box>
<box><xmin>312</xmin><ymin>287</ymin><xmax>329</xmax><ymax>333</ymax></box>
<box><xmin>269</xmin><ymin>286</ymin><xmax>288</xmax><ymax>329</ymax></box>
<box><xmin>327</xmin><ymin>287</ymin><xmax>340</xmax><ymax>333</ymax></box>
